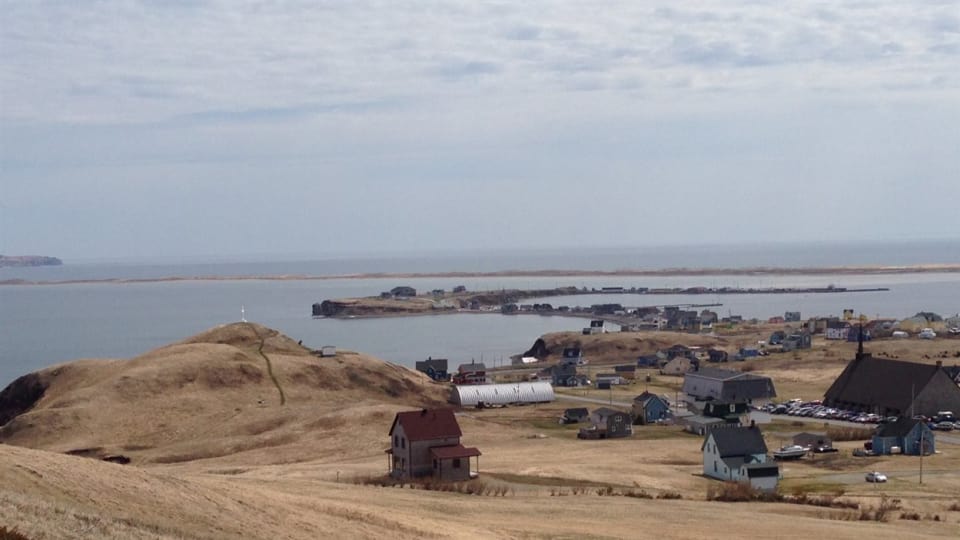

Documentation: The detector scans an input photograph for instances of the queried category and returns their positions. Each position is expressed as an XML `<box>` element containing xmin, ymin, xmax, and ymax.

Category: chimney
<box><xmin>936</xmin><ymin>360</ymin><xmax>943</xmax><ymax>368</ymax></box>
<box><xmin>750</xmin><ymin>419</ymin><xmax>756</xmax><ymax>429</ymax></box>
<box><xmin>420</xmin><ymin>408</ymin><xmax>428</xmax><ymax>416</ymax></box>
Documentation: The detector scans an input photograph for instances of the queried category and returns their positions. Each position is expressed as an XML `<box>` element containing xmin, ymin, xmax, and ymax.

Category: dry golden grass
<box><xmin>3</xmin><ymin>323</ymin><xmax>960</xmax><ymax>539</ymax></box>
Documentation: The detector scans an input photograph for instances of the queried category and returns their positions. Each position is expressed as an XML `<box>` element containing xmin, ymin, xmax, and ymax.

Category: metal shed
<box><xmin>449</xmin><ymin>382</ymin><xmax>555</xmax><ymax>407</ymax></box>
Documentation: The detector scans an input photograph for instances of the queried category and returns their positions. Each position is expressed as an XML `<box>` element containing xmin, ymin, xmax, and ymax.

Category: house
<box><xmin>636</xmin><ymin>354</ymin><xmax>662</xmax><ymax>368</ymax></box>
<box><xmin>390</xmin><ymin>286</ymin><xmax>417</xmax><ymax>298</ymax></box>
<box><xmin>782</xmin><ymin>333</ymin><xmax>812</xmax><ymax>351</ymax></box>
<box><xmin>707</xmin><ymin>349</ymin><xmax>729</xmax><ymax>363</ymax></box>
<box><xmin>872</xmin><ymin>417</ymin><xmax>935</xmax><ymax>455</ymax></box>
<box><xmin>682</xmin><ymin>415</ymin><xmax>731</xmax><ymax>436</ymax></box>
<box><xmin>452</xmin><ymin>362</ymin><xmax>488</xmax><ymax>385</ymax></box>
<box><xmin>660</xmin><ymin>356</ymin><xmax>697</xmax><ymax>376</ymax></box>
<box><xmin>632</xmin><ymin>392</ymin><xmax>671</xmax><ymax>425</ymax></box>
<box><xmin>320</xmin><ymin>345</ymin><xmax>337</xmax><ymax>357</ymax></box>
<box><xmin>784</xmin><ymin>311</ymin><xmax>801</xmax><ymax>322</ymax></box>
<box><xmin>387</xmin><ymin>409</ymin><xmax>480</xmax><ymax>481</ymax></box>
<box><xmin>768</xmin><ymin>316</ymin><xmax>785</xmax><ymax>325</ymax></box>
<box><xmin>560</xmin><ymin>347</ymin><xmax>584</xmax><ymax>365</ymax></box>
<box><xmin>846</xmin><ymin>325</ymin><xmax>872</xmax><ymax>342</ymax></box>
<box><xmin>614</xmin><ymin>364</ymin><xmax>637</xmax><ymax>380</ymax></box>
<box><xmin>453</xmin><ymin>285</ymin><xmax>467</xmax><ymax>293</ymax></box>
<box><xmin>560</xmin><ymin>407</ymin><xmax>589</xmax><ymax>424</ymax></box>
<box><xmin>825</xmin><ymin>320</ymin><xmax>851</xmax><ymax>340</ymax></box>
<box><xmin>551</xmin><ymin>363</ymin><xmax>588</xmax><ymax>387</ymax></box>
<box><xmin>702</xmin><ymin>425</ymin><xmax>779</xmax><ymax>492</ymax></box>
<box><xmin>824</xmin><ymin>356</ymin><xmax>960</xmax><ymax>418</ymax></box>
<box><xmin>594</xmin><ymin>373</ymin><xmax>625</xmax><ymax>387</ymax></box>
<box><xmin>793</xmin><ymin>432</ymin><xmax>832</xmax><ymax>451</ymax></box>
<box><xmin>700</xmin><ymin>310</ymin><xmax>719</xmax><ymax>325</ymax></box>
<box><xmin>578</xmin><ymin>408</ymin><xmax>633</xmax><ymax>439</ymax></box>
<box><xmin>683</xmin><ymin>367</ymin><xmax>777</xmax><ymax>405</ymax></box>
<box><xmin>415</xmin><ymin>357</ymin><xmax>449</xmax><ymax>381</ymax></box>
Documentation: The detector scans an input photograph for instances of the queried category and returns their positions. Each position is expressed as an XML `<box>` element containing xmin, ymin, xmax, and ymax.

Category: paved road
<box><xmin>815</xmin><ymin>468</ymin><xmax>960</xmax><ymax>485</ymax></box>
<box><xmin>554</xmin><ymin>393</ymin><xmax>633</xmax><ymax>408</ymax></box>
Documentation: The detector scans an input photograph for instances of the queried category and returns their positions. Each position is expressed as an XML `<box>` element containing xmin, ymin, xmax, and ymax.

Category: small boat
<box><xmin>773</xmin><ymin>445</ymin><xmax>807</xmax><ymax>460</ymax></box>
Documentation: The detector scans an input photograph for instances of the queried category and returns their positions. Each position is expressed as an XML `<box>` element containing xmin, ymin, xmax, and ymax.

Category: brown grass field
<box><xmin>2</xmin><ymin>322</ymin><xmax>960</xmax><ymax>539</ymax></box>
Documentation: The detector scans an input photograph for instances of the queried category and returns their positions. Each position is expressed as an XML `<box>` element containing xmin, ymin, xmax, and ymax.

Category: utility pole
<box><xmin>919</xmin><ymin>429</ymin><xmax>924</xmax><ymax>485</ymax></box>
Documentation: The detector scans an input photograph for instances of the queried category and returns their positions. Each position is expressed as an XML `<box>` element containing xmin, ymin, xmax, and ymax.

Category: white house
<box><xmin>701</xmin><ymin>425</ymin><xmax>780</xmax><ymax>492</ymax></box>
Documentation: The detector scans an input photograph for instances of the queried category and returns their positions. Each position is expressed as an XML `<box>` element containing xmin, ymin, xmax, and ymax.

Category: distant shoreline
<box><xmin>2</xmin><ymin>263</ymin><xmax>960</xmax><ymax>286</ymax></box>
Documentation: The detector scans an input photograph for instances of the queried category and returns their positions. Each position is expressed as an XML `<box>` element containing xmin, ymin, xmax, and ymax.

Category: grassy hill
<box><xmin>0</xmin><ymin>322</ymin><xmax>447</xmax><ymax>466</ymax></box>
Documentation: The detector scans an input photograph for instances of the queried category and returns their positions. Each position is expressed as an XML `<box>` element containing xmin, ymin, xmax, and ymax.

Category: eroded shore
<box><xmin>2</xmin><ymin>263</ymin><xmax>960</xmax><ymax>286</ymax></box>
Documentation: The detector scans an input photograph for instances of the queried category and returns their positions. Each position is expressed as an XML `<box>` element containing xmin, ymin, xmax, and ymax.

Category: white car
<box><xmin>918</xmin><ymin>328</ymin><xmax>936</xmax><ymax>339</ymax></box>
<box><xmin>865</xmin><ymin>471</ymin><xmax>888</xmax><ymax>483</ymax></box>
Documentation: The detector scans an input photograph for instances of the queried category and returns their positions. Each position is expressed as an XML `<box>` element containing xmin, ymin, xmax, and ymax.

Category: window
<box><xmin>433</xmin><ymin>459</ymin><xmax>438</xmax><ymax>469</ymax></box>
<box><xmin>453</xmin><ymin>458</ymin><xmax>461</xmax><ymax>469</ymax></box>
<box><xmin>401</xmin><ymin>437</ymin><xmax>406</xmax><ymax>449</ymax></box>
<box><xmin>393</xmin><ymin>435</ymin><xmax>398</xmax><ymax>447</ymax></box>
<box><xmin>714</xmin><ymin>462</ymin><xmax>717</xmax><ymax>472</ymax></box>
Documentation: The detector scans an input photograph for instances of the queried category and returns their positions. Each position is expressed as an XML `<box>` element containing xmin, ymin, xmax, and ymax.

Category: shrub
<box><xmin>899</xmin><ymin>512</ymin><xmax>921</xmax><ymax>521</ymax></box>
<box><xmin>706</xmin><ymin>482</ymin><xmax>760</xmax><ymax>502</ymax></box>
<box><xmin>0</xmin><ymin>526</ymin><xmax>32</xmax><ymax>540</ymax></box>
<box><xmin>826</xmin><ymin>426</ymin><xmax>875</xmax><ymax>442</ymax></box>
<box><xmin>657</xmin><ymin>491</ymin><xmax>683</xmax><ymax>500</ymax></box>
<box><xmin>948</xmin><ymin>502</ymin><xmax>960</xmax><ymax>512</ymax></box>
<box><xmin>622</xmin><ymin>489</ymin><xmax>653</xmax><ymax>499</ymax></box>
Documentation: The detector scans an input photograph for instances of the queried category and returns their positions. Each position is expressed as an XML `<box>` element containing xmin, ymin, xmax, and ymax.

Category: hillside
<box><xmin>0</xmin><ymin>322</ymin><xmax>447</xmax><ymax>466</ymax></box>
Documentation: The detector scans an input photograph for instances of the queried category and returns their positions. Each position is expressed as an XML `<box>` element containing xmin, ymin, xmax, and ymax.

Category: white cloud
<box><xmin>2</xmin><ymin>1</ymin><xmax>958</xmax><ymax>124</ymax></box>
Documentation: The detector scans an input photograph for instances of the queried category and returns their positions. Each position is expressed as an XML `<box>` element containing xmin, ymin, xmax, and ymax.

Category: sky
<box><xmin>1</xmin><ymin>1</ymin><xmax>959</xmax><ymax>261</ymax></box>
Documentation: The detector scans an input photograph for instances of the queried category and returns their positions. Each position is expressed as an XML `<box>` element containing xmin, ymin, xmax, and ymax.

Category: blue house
<box><xmin>872</xmin><ymin>417</ymin><xmax>935</xmax><ymax>455</ymax></box>
<box><xmin>415</xmin><ymin>357</ymin><xmax>449</xmax><ymax>382</ymax></box>
<box><xmin>632</xmin><ymin>391</ymin><xmax>671</xmax><ymax>425</ymax></box>
<box><xmin>636</xmin><ymin>354</ymin><xmax>661</xmax><ymax>368</ymax></box>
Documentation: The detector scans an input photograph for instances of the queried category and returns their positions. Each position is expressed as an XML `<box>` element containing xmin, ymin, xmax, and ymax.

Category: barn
<box><xmin>449</xmin><ymin>382</ymin><xmax>555</xmax><ymax>407</ymax></box>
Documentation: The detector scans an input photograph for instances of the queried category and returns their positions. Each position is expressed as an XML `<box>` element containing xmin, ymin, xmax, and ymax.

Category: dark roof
<box><xmin>683</xmin><ymin>369</ymin><xmax>777</xmax><ymax>401</ymax></box>
<box><xmin>416</xmin><ymin>358</ymin><xmax>448</xmax><ymax>371</ymax></box>
<box><xmin>824</xmin><ymin>355</ymin><xmax>945</xmax><ymax>413</ymax></box>
<box><xmin>702</xmin><ymin>426</ymin><xmax>768</xmax><ymax>457</ymax></box>
<box><xmin>564</xmin><ymin>407</ymin><xmax>589</xmax><ymax>418</ymax></box>
<box><xmin>458</xmin><ymin>362</ymin><xmax>486</xmax><ymax>373</ymax></box>
<box><xmin>593</xmin><ymin>407</ymin><xmax>628</xmax><ymax>419</ymax></box>
<box><xmin>875</xmin><ymin>417</ymin><xmax>925</xmax><ymax>438</ymax></box>
<box><xmin>430</xmin><ymin>444</ymin><xmax>481</xmax><ymax>459</ymax></box>
<box><xmin>390</xmin><ymin>409</ymin><xmax>462</xmax><ymax>441</ymax></box>
<box><xmin>634</xmin><ymin>392</ymin><xmax>667</xmax><ymax>408</ymax></box>
<box><xmin>615</xmin><ymin>364</ymin><xmax>637</xmax><ymax>372</ymax></box>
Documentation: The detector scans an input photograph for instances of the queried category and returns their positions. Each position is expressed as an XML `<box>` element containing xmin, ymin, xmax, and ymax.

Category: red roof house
<box><xmin>387</xmin><ymin>409</ymin><xmax>481</xmax><ymax>481</ymax></box>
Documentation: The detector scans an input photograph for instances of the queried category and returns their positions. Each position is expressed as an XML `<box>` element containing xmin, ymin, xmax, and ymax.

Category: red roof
<box><xmin>430</xmin><ymin>444</ymin><xmax>481</xmax><ymax>459</ymax></box>
<box><xmin>390</xmin><ymin>409</ymin><xmax>462</xmax><ymax>441</ymax></box>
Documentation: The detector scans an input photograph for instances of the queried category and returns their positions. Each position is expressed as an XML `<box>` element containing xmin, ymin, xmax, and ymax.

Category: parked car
<box><xmin>933</xmin><ymin>421</ymin><xmax>955</xmax><ymax>431</ymax></box>
<box><xmin>918</xmin><ymin>328</ymin><xmax>936</xmax><ymax>339</ymax></box>
<box><xmin>865</xmin><ymin>471</ymin><xmax>888</xmax><ymax>483</ymax></box>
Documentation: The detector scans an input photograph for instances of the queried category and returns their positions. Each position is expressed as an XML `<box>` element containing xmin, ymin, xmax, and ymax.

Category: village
<box><xmin>389</xmin><ymin>308</ymin><xmax>960</xmax><ymax>513</ymax></box>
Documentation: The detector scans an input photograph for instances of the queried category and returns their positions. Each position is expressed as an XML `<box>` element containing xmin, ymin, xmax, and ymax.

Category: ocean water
<box><xmin>2</xmin><ymin>241</ymin><xmax>959</xmax><ymax>387</ymax></box>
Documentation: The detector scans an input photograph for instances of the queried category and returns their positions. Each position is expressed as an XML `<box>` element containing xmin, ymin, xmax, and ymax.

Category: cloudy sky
<box><xmin>2</xmin><ymin>1</ymin><xmax>958</xmax><ymax>260</ymax></box>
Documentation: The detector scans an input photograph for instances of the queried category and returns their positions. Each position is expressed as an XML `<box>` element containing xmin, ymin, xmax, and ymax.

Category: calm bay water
<box><xmin>2</xmin><ymin>241</ymin><xmax>959</xmax><ymax>387</ymax></box>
